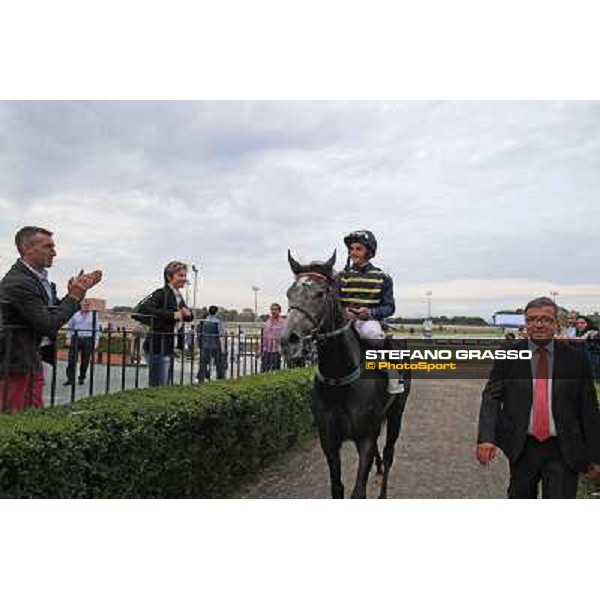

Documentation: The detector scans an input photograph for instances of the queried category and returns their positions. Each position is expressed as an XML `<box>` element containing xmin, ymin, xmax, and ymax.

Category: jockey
<box><xmin>338</xmin><ymin>229</ymin><xmax>404</xmax><ymax>394</ymax></box>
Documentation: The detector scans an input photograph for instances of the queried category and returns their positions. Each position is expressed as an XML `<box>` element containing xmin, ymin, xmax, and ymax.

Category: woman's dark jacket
<box><xmin>135</xmin><ymin>286</ymin><xmax>194</xmax><ymax>355</ymax></box>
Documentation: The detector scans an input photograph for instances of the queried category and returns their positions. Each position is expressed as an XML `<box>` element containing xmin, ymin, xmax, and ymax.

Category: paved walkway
<box><xmin>241</xmin><ymin>378</ymin><xmax>509</xmax><ymax>499</ymax></box>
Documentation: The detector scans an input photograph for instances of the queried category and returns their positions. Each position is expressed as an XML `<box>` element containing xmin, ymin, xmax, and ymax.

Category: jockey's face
<box><xmin>349</xmin><ymin>242</ymin><xmax>370</xmax><ymax>266</ymax></box>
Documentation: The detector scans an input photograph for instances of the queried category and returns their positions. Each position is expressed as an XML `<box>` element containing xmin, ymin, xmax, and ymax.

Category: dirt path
<box><xmin>241</xmin><ymin>378</ymin><xmax>509</xmax><ymax>498</ymax></box>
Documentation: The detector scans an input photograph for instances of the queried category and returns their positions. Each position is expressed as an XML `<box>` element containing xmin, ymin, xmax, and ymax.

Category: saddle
<box><xmin>349</xmin><ymin>320</ymin><xmax>407</xmax><ymax>352</ymax></box>
<box><xmin>353</xmin><ymin>327</ymin><xmax>412</xmax><ymax>393</ymax></box>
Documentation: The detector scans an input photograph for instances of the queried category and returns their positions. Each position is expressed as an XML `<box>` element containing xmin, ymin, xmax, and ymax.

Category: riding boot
<box><xmin>387</xmin><ymin>368</ymin><xmax>405</xmax><ymax>394</ymax></box>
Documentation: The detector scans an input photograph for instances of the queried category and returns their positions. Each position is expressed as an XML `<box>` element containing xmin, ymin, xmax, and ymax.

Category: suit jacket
<box><xmin>478</xmin><ymin>339</ymin><xmax>600</xmax><ymax>472</ymax></box>
<box><xmin>0</xmin><ymin>260</ymin><xmax>80</xmax><ymax>373</ymax></box>
<box><xmin>135</xmin><ymin>286</ymin><xmax>193</xmax><ymax>355</ymax></box>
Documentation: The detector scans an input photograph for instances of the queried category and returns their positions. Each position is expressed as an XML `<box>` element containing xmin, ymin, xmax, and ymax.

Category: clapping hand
<box><xmin>68</xmin><ymin>269</ymin><xmax>103</xmax><ymax>301</ymax></box>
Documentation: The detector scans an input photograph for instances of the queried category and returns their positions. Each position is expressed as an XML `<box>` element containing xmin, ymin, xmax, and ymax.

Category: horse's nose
<box><xmin>282</xmin><ymin>331</ymin><xmax>302</xmax><ymax>358</ymax></box>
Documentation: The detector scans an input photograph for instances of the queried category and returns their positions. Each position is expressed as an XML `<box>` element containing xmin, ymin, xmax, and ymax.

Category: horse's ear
<box><xmin>324</xmin><ymin>249</ymin><xmax>336</xmax><ymax>273</ymax></box>
<box><xmin>288</xmin><ymin>250</ymin><xmax>302</xmax><ymax>274</ymax></box>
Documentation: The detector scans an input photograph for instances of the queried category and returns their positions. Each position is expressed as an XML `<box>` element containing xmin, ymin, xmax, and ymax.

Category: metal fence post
<box><xmin>105</xmin><ymin>328</ymin><xmax>112</xmax><ymax>395</ymax></box>
<box><xmin>189</xmin><ymin>326</ymin><xmax>196</xmax><ymax>385</ymax></box>
<box><xmin>179</xmin><ymin>324</ymin><xmax>185</xmax><ymax>386</ymax></box>
<box><xmin>89</xmin><ymin>311</ymin><xmax>98</xmax><ymax>398</ymax></box>
<box><xmin>134</xmin><ymin>331</ymin><xmax>141</xmax><ymax>389</ymax></box>
<box><xmin>70</xmin><ymin>330</ymin><xmax>79</xmax><ymax>403</ymax></box>
<box><xmin>121</xmin><ymin>328</ymin><xmax>127</xmax><ymax>391</ymax></box>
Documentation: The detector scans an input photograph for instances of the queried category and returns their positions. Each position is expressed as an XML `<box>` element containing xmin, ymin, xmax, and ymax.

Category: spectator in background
<box><xmin>0</xmin><ymin>226</ymin><xmax>102</xmax><ymax>411</ymax></box>
<box><xmin>562</xmin><ymin>310</ymin><xmax>579</xmax><ymax>338</ymax></box>
<box><xmin>64</xmin><ymin>299</ymin><xmax>102</xmax><ymax>386</ymax></box>
<box><xmin>198</xmin><ymin>305</ymin><xmax>226</xmax><ymax>381</ymax></box>
<box><xmin>573</xmin><ymin>315</ymin><xmax>600</xmax><ymax>381</ymax></box>
<box><xmin>575</xmin><ymin>315</ymin><xmax>599</xmax><ymax>339</ymax></box>
<box><xmin>134</xmin><ymin>261</ymin><xmax>193</xmax><ymax>387</ymax></box>
<box><xmin>260</xmin><ymin>303</ymin><xmax>285</xmax><ymax>372</ymax></box>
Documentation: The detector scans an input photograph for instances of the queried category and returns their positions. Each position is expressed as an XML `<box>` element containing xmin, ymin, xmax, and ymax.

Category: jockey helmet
<box><xmin>343</xmin><ymin>230</ymin><xmax>377</xmax><ymax>257</ymax></box>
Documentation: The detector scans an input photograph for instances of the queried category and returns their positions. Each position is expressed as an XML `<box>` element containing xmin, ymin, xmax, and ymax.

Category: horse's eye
<box><xmin>316</xmin><ymin>291</ymin><xmax>325</xmax><ymax>298</ymax></box>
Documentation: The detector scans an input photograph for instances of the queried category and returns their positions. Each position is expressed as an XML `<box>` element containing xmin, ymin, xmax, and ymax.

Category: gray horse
<box><xmin>281</xmin><ymin>251</ymin><xmax>410</xmax><ymax>499</ymax></box>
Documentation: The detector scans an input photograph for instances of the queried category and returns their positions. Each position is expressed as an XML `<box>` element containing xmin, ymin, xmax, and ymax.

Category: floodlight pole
<box><xmin>192</xmin><ymin>265</ymin><xmax>199</xmax><ymax>311</ymax></box>
<box><xmin>252</xmin><ymin>286</ymin><xmax>260</xmax><ymax>321</ymax></box>
<box><xmin>425</xmin><ymin>290</ymin><xmax>433</xmax><ymax>320</ymax></box>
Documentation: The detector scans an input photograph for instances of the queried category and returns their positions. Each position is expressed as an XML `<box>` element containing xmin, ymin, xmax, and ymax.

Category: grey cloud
<box><xmin>1</xmin><ymin>101</ymin><xmax>599</xmax><ymax>316</ymax></box>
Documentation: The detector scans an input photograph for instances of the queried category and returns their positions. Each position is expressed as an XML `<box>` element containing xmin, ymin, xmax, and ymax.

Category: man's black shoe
<box><xmin>63</xmin><ymin>380</ymin><xmax>74</xmax><ymax>386</ymax></box>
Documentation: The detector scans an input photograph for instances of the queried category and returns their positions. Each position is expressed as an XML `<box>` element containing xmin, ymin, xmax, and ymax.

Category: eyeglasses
<box><xmin>525</xmin><ymin>317</ymin><xmax>556</xmax><ymax>326</ymax></box>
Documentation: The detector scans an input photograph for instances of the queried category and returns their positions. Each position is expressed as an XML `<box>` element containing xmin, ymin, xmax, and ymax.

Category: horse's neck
<box><xmin>316</xmin><ymin>316</ymin><xmax>362</xmax><ymax>379</ymax></box>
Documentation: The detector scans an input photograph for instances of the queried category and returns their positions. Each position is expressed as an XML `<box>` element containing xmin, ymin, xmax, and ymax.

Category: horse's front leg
<box><xmin>351</xmin><ymin>436</ymin><xmax>376</xmax><ymax>499</ymax></box>
<box><xmin>318</xmin><ymin>432</ymin><xmax>344</xmax><ymax>499</ymax></box>
<box><xmin>379</xmin><ymin>394</ymin><xmax>407</xmax><ymax>499</ymax></box>
<box><xmin>316</xmin><ymin>415</ymin><xmax>344</xmax><ymax>498</ymax></box>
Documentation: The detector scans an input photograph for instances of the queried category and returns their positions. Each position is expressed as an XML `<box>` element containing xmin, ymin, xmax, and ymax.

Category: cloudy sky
<box><xmin>1</xmin><ymin>101</ymin><xmax>599</xmax><ymax>319</ymax></box>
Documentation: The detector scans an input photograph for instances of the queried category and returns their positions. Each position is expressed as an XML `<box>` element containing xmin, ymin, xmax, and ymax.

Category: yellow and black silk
<box><xmin>338</xmin><ymin>264</ymin><xmax>385</xmax><ymax>310</ymax></box>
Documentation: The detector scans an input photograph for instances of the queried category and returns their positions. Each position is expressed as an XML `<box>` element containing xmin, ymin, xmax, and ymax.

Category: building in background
<box><xmin>85</xmin><ymin>298</ymin><xmax>106</xmax><ymax>312</ymax></box>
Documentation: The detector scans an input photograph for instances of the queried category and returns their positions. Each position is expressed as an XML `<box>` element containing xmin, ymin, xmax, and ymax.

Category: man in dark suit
<box><xmin>477</xmin><ymin>296</ymin><xmax>600</xmax><ymax>498</ymax></box>
<box><xmin>0</xmin><ymin>226</ymin><xmax>102</xmax><ymax>412</ymax></box>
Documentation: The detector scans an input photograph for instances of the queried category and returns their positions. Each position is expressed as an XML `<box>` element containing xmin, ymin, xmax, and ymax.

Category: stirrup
<box><xmin>387</xmin><ymin>379</ymin><xmax>405</xmax><ymax>394</ymax></box>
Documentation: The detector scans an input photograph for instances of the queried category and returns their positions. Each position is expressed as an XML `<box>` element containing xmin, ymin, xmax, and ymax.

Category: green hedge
<box><xmin>0</xmin><ymin>368</ymin><xmax>314</xmax><ymax>498</ymax></box>
<box><xmin>578</xmin><ymin>476</ymin><xmax>600</xmax><ymax>499</ymax></box>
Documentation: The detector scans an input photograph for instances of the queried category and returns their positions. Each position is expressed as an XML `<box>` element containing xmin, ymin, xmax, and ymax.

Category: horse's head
<box><xmin>281</xmin><ymin>250</ymin><xmax>339</xmax><ymax>359</ymax></box>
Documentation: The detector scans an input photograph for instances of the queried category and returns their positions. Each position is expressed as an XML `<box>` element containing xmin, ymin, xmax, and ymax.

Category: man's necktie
<box><xmin>532</xmin><ymin>346</ymin><xmax>550</xmax><ymax>442</ymax></box>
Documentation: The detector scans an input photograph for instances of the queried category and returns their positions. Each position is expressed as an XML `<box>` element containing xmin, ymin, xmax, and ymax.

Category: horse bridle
<box><xmin>287</xmin><ymin>272</ymin><xmax>351</xmax><ymax>342</ymax></box>
<box><xmin>288</xmin><ymin>271</ymin><xmax>361</xmax><ymax>386</ymax></box>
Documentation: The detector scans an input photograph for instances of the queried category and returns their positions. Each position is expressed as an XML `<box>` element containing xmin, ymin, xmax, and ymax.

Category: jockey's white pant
<box><xmin>354</xmin><ymin>319</ymin><xmax>403</xmax><ymax>394</ymax></box>
<box><xmin>354</xmin><ymin>319</ymin><xmax>386</xmax><ymax>341</ymax></box>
